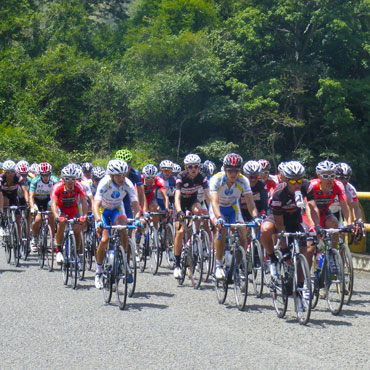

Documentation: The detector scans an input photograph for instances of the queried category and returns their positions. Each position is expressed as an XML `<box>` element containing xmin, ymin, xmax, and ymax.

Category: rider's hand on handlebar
<box><xmin>176</xmin><ymin>211</ymin><xmax>184</xmax><ymax>222</ymax></box>
<box><xmin>215</xmin><ymin>217</ymin><xmax>225</xmax><ymax>229</ymax></box>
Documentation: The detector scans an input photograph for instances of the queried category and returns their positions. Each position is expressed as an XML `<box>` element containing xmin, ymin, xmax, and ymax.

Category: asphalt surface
<box><xmin>1</xmin><ymin>246</ymin><xmax>370</xmax><ymax>370</ymax></box>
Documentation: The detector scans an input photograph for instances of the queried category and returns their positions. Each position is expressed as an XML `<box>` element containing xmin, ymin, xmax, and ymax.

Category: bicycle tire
<box><xmin>37</xmin><ymin>227</ymin><xmax>45</xmax><ymax>269</ymax></box>
<box><xmin>85</xmin><ymin>228</ymin><xmax>95</xmax><ymax>271</ymax></box>
<box><xmin>128</xmin><ymin>239</ymin><xmax>137</xmax><ymax>297</ymax></box>
<box><xmin>79</xmin><ymin>231</ymin><xmax>86</xmax><ymax>281</ymax></box>
<box><xmin>43</xmin><ymin>225</ymin><xmax>50</xmax><ymax>269</ymax></box>
<box><xmin>215</xmin><ymin>254</ymin><xmax>228</xmax><ymax>304</ymax></box>
<box><xmin>234</xmin><ymin>246</ymin><xmax>248</xmax><ymax>311</ymax></box>
<box><xmin>325</xmin><ymin>248</ymin><xmax>345</xmax><ymax>315</ymax></box>
<box><xmin>4</xmin><ymin>228</ymin><xmax>11</xmax><ymax>264</ymax></box>
<box><xmin>271</xmin><ymin>256</ymin><xmax>288</xmax><ymax>318</ymax></box>
<box><xmin>177</xmin><ymin>241</ymin><xmax>187</xmax><ymax>286</ymax></box>
<box><xmin>310</xmin><ymin>262</ymin><xmax>320</xmax><ymax>309</ymax></box>
<box><xmin>340</xmin><ymin>242</ymin><xmax>354</xmax><ymax>305</ymax></box>
<box><xmin>250</xmin><ymin>239</ymin><xmax>264</xmax><ymax>298</ymax></box>
<box><xmin>139</xmin><ymin>233</ymin><xmax>148</xmax><ymax>272</ymax></box>
<box><xmin>293</xmin><ymin>254</ymin><xmax>312</xmax><ymax>325</ymax></box>
<box><xmin>190</xmin><ymin>235</ymin><xmax>203</xmax><ymax>289</ymax></box>
<box><xmin>20</xmin><ymin>218</ymin><xmax>29</xmax><ymax>261</ymax></box>
<box><xmin>47</xmin><ymin>225</ymin><xmax>54</xmax><ymax>272</ymax></box>
<box><xmin>201</xmin><ymin>230</ymin><xmax>212</xmax><ymax>282</ymax></box>
<box><xmin>150</xmin><ymin>229</ymin><xmax>161</xmax><ymax>275</ymax></box>
<box><xmin>164</xmin><ymin>224</ymin><xmax>175</xmax><ymax>269</ymax></box>
<box><xmin>102</xmin><ymin>254</ymin><xmax>113</xmax><ymax>303</ymax></box>
<box><xmin>116</xmin><ymin>245</ymin><xmax>128</xmax><ymax>310</ymax></box>
<box><xmin>69</xmin><ymin>234</ymin><xmax>78</xmax><ymax>289</ymax></box>
<box><xmin>10</xmin><ymin>223</ymin><xmax>20</xmax><ymax>267</ymax></box>
<box><xmin>62</xmin><ymin>237</ymin><xmax>69</xmax><ymax>285</ymax></box>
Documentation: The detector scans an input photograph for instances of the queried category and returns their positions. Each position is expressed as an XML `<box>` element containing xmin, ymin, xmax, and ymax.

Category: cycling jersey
<box><xmin>329</xmin><ymin>182</ymin><xmax>358</xmax><ymax>213</ymax></box>
<box><xmin>123</xmin><ymin>167</ymin><xmax>143</xmax><ymax>218</ymax></box>
<box><xmin>0</xmin><ymin>173</ymin><xmax>24</xmax><ymax>205</ymax></box>
<box><xmin>142</xmin><ymin>174</ymin><xmax>166</xmax><ymax>205</ymax></box>
<box><xmin>156</xmin><ymin>173</ymin><xmax>176</xmax><ymax>200</ymax></box>
<box><xmin>51</xmin><ymin>181</ymin><xmax>86</xmax><ymax>219</ymax></box>
<box><xmin>241</xmin><ymin>179</ymin><xmax>268</xmax><ymax>220</ymax></box>
<box><xmin>85</xmin><ymin>182</ymin><xmax>98</xmax><ymax>198</ymax></box>
<box><xmin>30</xmin><ymin>175</ymin><xmax>59</xmax><ymax>200</ymax></box>
<box><xmin>266</xmin><ymin>174</ymin><xmax>279</xmax><ymax>194</ymax></box>
<box><xmin>95</xmin><ymin>175</ymin><xmax>137</xmax><ymax>210</ymax></box>
<box><xmin>176</xmin><ymin>171</ymin><xmax>208</xmax><ymax>200</ymax></box>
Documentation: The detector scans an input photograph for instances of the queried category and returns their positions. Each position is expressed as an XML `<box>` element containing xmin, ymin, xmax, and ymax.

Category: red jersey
<box><xmin>309</xmin><ymin>178</ymin><xmax>347</xmax><ymax>216</ymax></box>
<box><xmin>141</xmin><ymin>174</ymin><xmax>166</xmax><ymax>204</ymax></box>
<box><xmin>266</xmin><ymin>174</ymin><xmax>279</xmax><ymax>194</ymax></box>
<box><xmin>51</xmin><ymin>180</ymin><xmax>86</xmax><ymax>218</ymax></box>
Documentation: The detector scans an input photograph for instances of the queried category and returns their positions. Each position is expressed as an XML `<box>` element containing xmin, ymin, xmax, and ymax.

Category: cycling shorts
<box><xmin>209</xmin><ymin>203</ymin><xmax>243</xmax><ymax>225</ymax></box>
<box><xmin>58</xmin><ymin>207</ymin><xmax>79</xmax><ymax>220</ymax></box>
<box><xmin>157</xmin><ymin>198</ymin><xmax>166</xmax><ymax>211</ymax></box>
<box><xmin>99</xmin><ymin>206</ymin><xmax>126</xmax><ymax>227</ymax></box>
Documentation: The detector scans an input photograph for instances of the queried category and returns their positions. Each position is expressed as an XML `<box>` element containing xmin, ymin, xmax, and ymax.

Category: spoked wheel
<box><xmin>10</xmin><ymin>223</ymin><xmax>20</xmax><ymax>267</ymax></box>
<box><xmin>20</xmin><ymin>219</ymin><xmax>29</xmax><ymax>261</ymax></box>
<box><xmin>116</xmin><ymin>246</ymin><xmax>128</xmax><ymax>310</ymax></box>
<box><xmin>177</xmin><ymin>242</ymin><xmax>187</xmax><ymax>286</ymax></box>
<box><xmin>164</xmin><ymin>224</ymin><xmax>175</xmax><ymax>269</ymax></box>
<box><xmin>102</xmin><ymin>258</ymin><xmax>113</xmax><ymax>304</ymax></box>
<box><xmin>250</xmin><ymin>239</ymin><xmax>264</xmax><ymax>298</ymax></box>
<box><xmin>340</xmin><ymin>243</ymin><xmax>354</xmax><ymax>305</ymax></box>
<box><xmin>62</xmin><ymin>249</ymin><xmax>69</xmax><ymax>286</ymax></box>
<box><xmin>37</xmin><ymin>228</ymin><xmax>45</xmax><ymax>269</ymax></box>
<box><xmin>190</xmin><ymin>235</ymin><xmax>203</xmax><ymax>289</ymax></box>
<box><xmin>201</xmin><ymin>230</ymin><xmax>212</xmax><ymax>282</ymax></box>
<box><xmin>271</xmin><ymin>260</ymin><xmax>288</xmax><ymax>318</ymax></box>
<box><xmin>47</xmin><ymin>225</ymin><xmax>55</xmax><ymax>272</ymax></box>
<box><xmin>4</xmin><ymin>231</ymin><xmax>12</xmax><ymax>264</ymax></box>
<box><xmin>233</xmin><ymin>246</ymin><xmax>248</xmax><ymax>311</ymax></box>
<box><xmin>215</xmin><ymin>255</ymin><xmax>228</xmax><ymax>304</ymax></box>
<box><xmin>325</xmin><ymin>248</ymin><xmax>345</xmax><ymax>315</ymax></box>
<box><xmin>78</xmin><ymin>232</ymin><xmax>86</xmax><ymax>281</ymax></box>
<box><xmin>43</xmin><ymin>227</ymin><xmax>51</xmax><ymax>269</ymax></box>
<box><xmin>85</xmin><ymin>229</ymin><xmax>95</xmax><ymax>271</ymax></box>
<box><xmin>310</xmin><ymin>263</ymin><xmax>320</xmax><ymax>310</ymax></box>
<box><xmin>128</xmin><ymin>239</ymin><xmax>137</xmax><ymax>297</ymax></box>
<box><xmin>139</xmin><ymin>233</ymin><xmax>148</xmax><ymax>272</ymax></box>
<box><xmin>69</xmin><ymin>235</ymin><xmax>78</xmax><ymax>289</ymax></box>
<box><xmin>149</xmin><ymin>230</ymin><xmax>161</xmax><ymax>275</ymax></box>
<box><xmin>293</xmin><ymin>254</ymin><xmax>312</xmax><ymax>325</ymax></box>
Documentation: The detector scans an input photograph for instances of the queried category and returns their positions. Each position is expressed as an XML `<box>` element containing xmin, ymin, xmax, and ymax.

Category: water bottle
<box><xmin>294</xmin><ymin>190</ymin><xmax>305</xmax><ymax>209</ymax></box>
<box><xmin>224</xmin><ymin>247</ymin><xmax>232</xmax><ymax>267</ymax></box>
<box><xmin>315</xmin><ymin>251</ymin><xmax>324</xmax><ymax>279</ymax></box>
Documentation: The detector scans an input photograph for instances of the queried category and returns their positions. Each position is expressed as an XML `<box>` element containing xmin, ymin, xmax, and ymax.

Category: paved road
<box><xmin>1</xmin><ymin>247</ymin><xmax>370</xmax><ymax>370</ymax></box>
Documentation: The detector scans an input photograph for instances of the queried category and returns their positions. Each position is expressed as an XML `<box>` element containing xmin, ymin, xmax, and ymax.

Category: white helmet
<box><xmin>159</xmin><ymin>160</ymin><xmax>173</xmax><ymax>170</ymax></box>
<box><xmin>336</xmin><ymin>162</ymin><xmax>352</xmax><ymax>177</ymax></box>
<box><xmin>316</xmin><ymin>160</ymin><xmax>336</xmax><ymax>174</ymax></box>
<box><xmin>143</xmin><ymin>164</ymin><xmax>158</xmax><ymax>178</ymax></box>
<box><xmin>277</xmin><ymin>162</ymin><xmax>287</xmax><ymax>175</ymax></box>
<box><xmin>16</xmin><ymin>160</ymin><xmax>30</xmax><ymax>174</ymax></box>
<box><xmin>184</xmin><ymin>154</ymin><xmax>201</xmax><ymax>165</ymax></box>
<box><xmin>61</xmin><ymin>164</ymin><xmax>79</xmax><ymax>178</ymax></box>
<box><xmin>3</xmin><ymin>160</ymin><xmax>16</xmax><ymax>171</ymax></box>
<box><xmin>204</xmin><ymin>160</ymin><xmax>216</xmax><ymax>176</ymax></box>
<box><xmin>284</xmin><ymin>161</ymin><xmax>305</xmax><ymax>179</ymax></box>
<box><xmin>107</xmin><ymin>159</ymin><xmax>128</xmax><ymax>175</ymax></box>
<box><xmin>92</xmin><ymin>166</ymin><xmax>106</xmax><ymax>179</ymax></box>
<box><xmin>30</xmin><ymin>162</ymin><xmax>39</xmax><ymax>174</ymax></box>
<box><xmin>75</xmin><ymin>167</ymin><xmax>83</xmax><ymax>180</ymax></box>
<box><xmin>172</xmin><ymin>163</ymin><xmax>181</xmax><ymax>173</ymax></box>
<box><xmin>243</xmin><ymin>160</ymin><xmax>262</xmax><ymax>176</ymax></box>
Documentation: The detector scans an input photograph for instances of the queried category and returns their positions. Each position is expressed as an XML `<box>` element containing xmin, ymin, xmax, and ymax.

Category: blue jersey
<box><xmin>124</xmin><ymin>167</ymin><xmax>142</xmax><ymax>218</ymax></box>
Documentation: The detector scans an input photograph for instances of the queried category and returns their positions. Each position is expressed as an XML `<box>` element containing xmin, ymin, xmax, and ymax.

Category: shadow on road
<box><xmin>126</xmin><ymin>302</ymin><xmax>169</xmax><ymax>311</ymax></box>
<box><xmin>132</xmin><ymin>291</ymin><xmax>175</xmax><ymax>299</ymax></box>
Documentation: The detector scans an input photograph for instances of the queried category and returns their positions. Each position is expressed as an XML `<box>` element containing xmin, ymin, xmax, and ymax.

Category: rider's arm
<box><xmin>174</xmin><ymin>189</ymin><xmax>182</xmax><ymax>214</ymax></box>
<box><xmin>244</xmin><ymin>193</ymin><xmax>258</xmax><ymax>219</ymax></box>
<box><xmin>306</xmin><ymin>199</ymin><xmax>321</xmax><ymax>227</ymax></box>
<box><xmin>131</xmin><ymin>200</ymin><xmax>141</xmax><ymax>219</ymax></box>
<box><xmin>51</xmin><ymin>198</ymin><xmax>59</xmax><ymax>220</ymax></box>
<box><xmin>209</xmin><ymin>191</ymin><xmax>222</xmax><ymax>219</ymax></box>
<box><xmin>80</xmin><ymin>194</ymin><xmax>88</xmax><ymax>217</ymax></box>
<box><xmin>136</xmin><ymin>185</ymin><xmax>145</xmax><ymax>210</ymax></box>
<box><xmin>21</xmin><ymin>184</ymin><xmax>29</xmax><ymax>203</ymax></box>
<box><xmin>29</xmin><ymin>191</ymin><xmax>35</xmax><ymax>209</ymax></box>
<box><xmin>204</xmin><ymin>188</ymin><xmax>210</xmax><ymax>207</ymax></box>
<box><xmin>160</xmin><ymin>188</ymin><xmax>169</xmax><ymax>210</ymax></box>
<box><xmin>351</xmin><ymin>201</ymin><xmax>363</xmax><ymax>222</ymax></box>
<box><xmin>339</xmin><ymin>199</ymin><xmax>351</xmax><ymax>225</ymax></box>
<box><xmin>93</xmin><ymin>198</ymin><xmax>102</xmax><ymax>222</ymax></box>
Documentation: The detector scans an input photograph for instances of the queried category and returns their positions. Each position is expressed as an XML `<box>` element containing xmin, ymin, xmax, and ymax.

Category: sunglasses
<box><xmin>5</xmin><ymin>170</ymin><xmax>15</xmax><ymax>174</ymax></box>
<box><xmin>145</xmin><ymin>175</ymin><xmax>155</xmax><ymax>179</ymax></box>
<box><xmin>187</xmin><ymin>165</ymin><xmax>199</xmax><ymax>170</ymax></box>
<box><xmin>262</xmin><ymin>171</ymin><xmax>270</xmax><ymax>175</ymax></box>
<box><xmin>248</xmin><ymin>175</ymin><xmax>259</xmax><ymax>179</ymax></box>
<box><xmin>162</xmin><ymin>169</ymin><xmax>172</xmax><ymax>173</ymax></box>
<box><xmin>63</xmin><ymin>177</ymin><xmax>76</xmax><ymax>181</ymax></box>
<box><xmin>320</xmin><ymin>173</ymin><xmax>336</xmax><ymax>179</ymax></box>
<box><xmin>338</xmin><ymin>175</ymin><xmax>350</xmax><ymax>180</ymax></box>
<box><xmin>288</xmin><ymin>178</ymin><xmax>303</xmax><ymax>184</ymax></box>
<box><xmin>226</xmin><ymin>168</ymin><xmax>241</xmax><ymax>173</ymax></box>
<box><xmin>41</xmin><ymin>173</ymin><xmax>51</xmax><ymax>177</ymax></box>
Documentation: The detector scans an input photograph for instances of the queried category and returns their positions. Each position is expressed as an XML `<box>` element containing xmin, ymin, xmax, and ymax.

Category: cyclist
<box><xmin>259</xmin><ymin>159</ymin><xmax>278</xmax><ymax>197</ymax></box>
<box><xmin>173</xmin><ymin>154</ymin><xmax>209</xmax><ymax>279</ymax></box>
<box><xmin>209</xmin><ymin>153</ymin><xmax>260</xmax><ymax>280</ymax></box>
<box><xmin>115</xmin><ymin>149</ymin><xmax>145</xmax><ymax>218</ymax></box>
<box><xmin>51</xmin><ymin>164</ymin><xmax>88</xmax><ymax>265</ymax></box>
<box><xmin>85</xmin><ymin>166</ymin><xmax>106</xmax><ymax>205</ymax></box>
<box><xmin>82</xmin><ymin>162</ymin><xmax>93</xmax><ymax>182</ymax></box>
<box><xmin>277</xmin><ymin>162</ymin><xmax>287</xmax><ymax>184</ymax></box>
<box><xmin>29</xmin><ymin>163</ymin><xmax>39</xmax><ymax>179</ymax></box>
<box><xmin>242</xmin><ymin>160</ymin><xmax>268</xmax><ymax>220</ymax></box>
<box><xmin>29</xmin><ymin>162</ymin><xmax>59</xmax><ymax>251</ymax></box>
<box><xmin>260</xmin><ymin>161</ymin><xmax>322</xmax><ymax>277</ymax></box>
<box><xmin>172</xmin><ymin>163</ymin><xmax>182</xmax><ymax>177</ymax></box>
<box><xmin>93</xmin><ymin>159</ymin><xmax>141</xmax><ymax>289</ymax></box>
<box><xmin>15</xmin><ymin>160</ymin><xmax>31</xmax><ymax>207</ymax></box>
<box><xmin>156</xmin><ymin>160</ymin><xmax>176</xmax><ymax>208</ymax></box>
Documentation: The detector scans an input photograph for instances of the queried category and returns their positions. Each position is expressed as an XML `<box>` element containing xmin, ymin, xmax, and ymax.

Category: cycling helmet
<box><xmin>223</xmin><ymin>153</ymin><xmax>243</xmax><ymax>169</ymax></box>
<box><xmin>172</xmin><ymin>163</ymin><xmax>181</xmax><ymax>173</ymax></box>
<box><xmin>336</xmin><ymin>162</ymin><xmax>352</xmax><ymax>177</ymax></box>
<box><xmin>200</xmin><ymin>163</ymin><xmax>207</xmax><ymax>175</ymax></box>
<box><xmin>30</xmin><ymin>163</ymin><xmax>39</xmax><ymax>174</ymax></box>
<box><xmin>259</xmin><ymin>159</ymin><xmax>271</xmax><ymax>171</ymax></box>
<box><xmin>82</xmin><ymin>162</ymin><xmax>93</xmax><ymax>174</ymax></box>
<box><xmin>243</xmin><ymin>160</ymin><xmax>262</xmax><ymax>176</ymax></box>
<box><xmin>38</xmin><ymin>162</ymin><xmax>52</xmax><ymax>175</ymax></box>
<box><xmin>277</xmin><ymin>162</ymin><xmax>287</xmax><ymax>175</ymax></box>
<box><xmin>142</xmin><ymin>164</ymin><xmax>158</xmax><ymax>178</ymax></box>
<box><xmin>16</xmin><ymin>160</ymin><xmax>30</xmax><ymax>175</ymax></box>
<box><xmin>61</xmin><ymin>164</ymin><xmax>79</xmax><ymax>179</ymax></box>
<box><xmin>159</xmin><ymin>160</ymin><xmax>173</xmax><ymax>170</ymax></box>
<box><xmin>76</xmin><ymin>167</ymin><xmax>83</xmax><ymax>180</ymax></box>
<box><xmin>107</xmin><ymin>159</ymin><xmax>128</xmax><ymax>175</ymax></box>
<box><xmin>115</xmin><ymin>149</ymin><xmax>133</xmax><ymax>163</ymax></box>
<box><xmin>316</xmin><ymin>160</ymin><xmax>336</xmax><ymax>174</ymax></box>
<box><xmin>3</xmin><ymin>160</ymin><xmax>16</xmax><ymax>171</ymax></box>
<box><xmin>284</xmin><ymin>161</ymin><xmax>305</xmax><ymax>179</ymax></box>
<box><xmin>184</xmin><ymin>154</ymin><xmax>201</xmax><ymax>165</ymax></box>
<box><xmin>92</xmin><ymin>166</ymin><xmax>106</xmax><ymax>179</ymax></box>
<box><xmin>204</xmin><ymin>160</ymin><xmax>216</xmax><ymax>176</ymax></box>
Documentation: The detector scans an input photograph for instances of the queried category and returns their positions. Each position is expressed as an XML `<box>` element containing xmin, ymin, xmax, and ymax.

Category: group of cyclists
<box><xmin>0</xmin><ymin>149</ymin><xmax>364</xmax><ymax>315</ymax></box>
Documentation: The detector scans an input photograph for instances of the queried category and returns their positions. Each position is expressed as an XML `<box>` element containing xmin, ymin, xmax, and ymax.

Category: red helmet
<box><xmin>258</xmin><ymin>159</ymin><xmax>271</xmax><ymax>171</ymax></box>
<box><xmin>16</xmin><ymin>161</ymin><xmax>29</xmax><ymax>175</ymax></box>
<box><xmin>223</xmin><ymin>153</ymin><xmax>243</xmax><ymax>169</ymax></box>
<box><xmin>38</xmin><ymin>162</ymin><xmax>52</xmax><ymax>175</ymax></box>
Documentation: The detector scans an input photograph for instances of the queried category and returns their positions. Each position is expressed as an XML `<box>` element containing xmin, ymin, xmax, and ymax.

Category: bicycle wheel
<box><xmin>177</xmin><ymin>241</ymin><xmax>187</xmax><ymax>286</ymax></box>
<box><xmin>201</xmin><ymin>230</ymin><xmax>212</xmax><ymax>282</ymax></box>
<box><xmin>325</xmin><ymin>248</ymin><xmax>345</xmax><ymax>315</ymax></box>
<box><xmin>37</xmin><ymin>227</ymin><xmax>45</xmax><ymax>269</ymax></box>
<box><xmin>128</xmin><ymin>239</ymin><xmax>137</xmax><ymax>297</ymax></box>
<box><xmin>250</xmin><ymin>239</ymin><xmax>264</xmax><ymax>298</ymax></box>
<box><xmin>116</xmin><ymin>246</ymin><xmax>128</xmax><ymax>310</ymax></box>
<box><xmin>190</xmin><ymin>235</ymin><xmax>203</xmax><ymax>289</ymax></box>
<box><xmin>20</xmin><ymin>219</ymin><xmax>29</xmax><ymax>261</ymax></box>
<box><xmin>340</xmin><ymin>243</ymin><xmax>354</xmax><ymax>305</ymax></box>
<box><xmin>293</xmin><ymin>254</ymin><xmax>312</xmax><ymax>325</ymax></box>
<box><xmin>233</xmin><ymin>246</ymin><xmax>248</xmax><ymax>311</ymax></box>
<box><xmin>102</xmin><ymin>256</ymin><xmax>113</xmax><ymax>304</ymax></box>
<box><xmin>62</xmin><ymin>239</ymin><xmax>69</xmax><ymax>286</ymax></box>
<box><xmin>310</xmin><ymin>263</ymin><xmax>320</xmax><ymax>310</ymax></box>
<box><xmin>165</xmin><ymin>224</ymin><xmax>175</xmax><ymax>269</ymax></box>
<box><xmin>149</xmin><ymin>229</ymin><xmax>161</xmax><ymax>275</ymax></box>
<box><xmin>215</xmin><ymin>255</ymin><xmax>228</xmax><ymax>304</ymax></box>
<box><xmin>10</xmin><ymin>223</ymin><xmax>20</xmax><ymax>267</ymax></box>
<box><xmin>85</xmin><ymin>229</ymin><xmax>94</xmax><ymax>271</ymax></box>
<box><xmin>47</xmin><ymin>225</ymin><xmax>54</xmax><ymax>271</ymax></box>
<box><xmin>139</xmin><ymin>233</ymin><xmax>148</xmax><ymax>272</ymax></box>
<box><xmin>43</xmin><ymin>226</ymin><xmax>51</xmax><ymax>269</ymax></box>
<box><xmin>4</xmin><ymin>231</ymin><xmax>11</xmax><ymax>264</ymax></box>
<box><xmin>271</xmin><ymin>259</ymin><xmax>288</xmax><ymax>318</ymax></box>
<box><xmin>69</xmin><ymin>234</ymin><xmax>78</xmax><ymax>289</ymax></box>
<box><xmin>78</xmin><ymin>231</ymin><xmax>86</xmax><ymax>280</ymax></box>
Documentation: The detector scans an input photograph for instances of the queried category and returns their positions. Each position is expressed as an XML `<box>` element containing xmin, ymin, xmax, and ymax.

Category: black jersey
<box><xmin>0</xmin><ymin>173</ymin><xmax>24</xmax><ymax>204</ymax></box>
<box><xmin>176</xmin><ymin>171</ymin><xmax>208</xmax><ymax>201</ymax></box>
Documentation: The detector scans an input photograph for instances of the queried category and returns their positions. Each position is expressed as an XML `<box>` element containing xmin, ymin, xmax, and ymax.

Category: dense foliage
<box><xmin>1</xmin><ymin>0</ymin><xmax>369</xmax><ymax>187</ymax></box>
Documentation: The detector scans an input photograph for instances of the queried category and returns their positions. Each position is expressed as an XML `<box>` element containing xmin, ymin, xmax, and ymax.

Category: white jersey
<box><xmin>85</xmin><ymin>182</ymin><xmax>98</xmax><ymax>198</ymax></box>
<box><xmin>329</xmin><ymin>182</ymin><xmax>358</xmax><ymax>213</ymax></box>
<box><xmin>95</xmin><ymin>175</ymin><xmax>137</xmax><ymax>210</ymax></box>
<box><xmin>209</xmin><ymin>172</ymin><xmax>252</xmax><ymax>208</ymax></box>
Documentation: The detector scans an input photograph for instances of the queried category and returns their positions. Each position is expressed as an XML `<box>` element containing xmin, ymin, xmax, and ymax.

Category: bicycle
<box><xmin>84</xmin><ymin>212</ymin><xmax>97</xmax><ymax>271</ymax></box>
<box><xmin>270</xmin><ymin>231</ymin><xmax>312</xmax><ymax>325</ymax></box>
<box><xmin>311</xmin><ymin>228</ymin><xmax>346</xmax><ymax>315</ymax></box>
<box><xmin>101</xmin><ymin>224</ymin><xmax>135</xmax><ymax>310</ymax></box>
<box><xmin>34</xmin><ymin>210</ymin><xmax>54</xmax><ymax>270</ymax></box>
<box><xmin>19</xmin><ymin>206</ymin><xmax>30</xmax><ymax>261</ymax></box>
<box><xmin>60</xmin><ymin>217</ymin><xmax>84</xmax><ymax>289</ymax></box>
<box><xmin>2</xmin><ymin>206</ymin><xmax>20</xmax><ymax>266</ymax></box>
<box><xmin>157</xmin><ymin>211</ymin><xmax>176</xmax><ymax>269</ymax></box>
<box><xmin>214</xmin><ymin>223</ymin><xmax>248</xmax><ymax>311</ymax></box>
